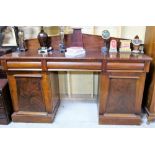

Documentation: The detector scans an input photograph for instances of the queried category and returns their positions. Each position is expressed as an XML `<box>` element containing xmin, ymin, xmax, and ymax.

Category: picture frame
<box><xmin>119</xmin><ymin>39</ymin><xmax>131</xmax><ymax>52</ymax></box>
<box><xmin>109</xmin><ymin>38</ymin><xmax>117</xmax><ymax>52</ymax></box>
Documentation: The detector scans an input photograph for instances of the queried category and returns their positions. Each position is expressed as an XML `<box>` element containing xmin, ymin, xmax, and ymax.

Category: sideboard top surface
<box><xmin>0</xmin><ymin>50</ymin><xmax>152</xmax><ymax>62</ymax></box>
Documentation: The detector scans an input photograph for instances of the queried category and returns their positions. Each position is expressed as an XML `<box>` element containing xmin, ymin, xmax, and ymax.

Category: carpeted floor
<box><xmin>0</xmin><ymin>100</ymin><xmax>154</xmax><ymax>128</ymax></box>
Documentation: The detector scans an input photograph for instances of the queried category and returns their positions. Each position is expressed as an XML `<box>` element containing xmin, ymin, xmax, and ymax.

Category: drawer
<box><xmin>47</xmin><ymin>62</ymin><xmax>102</xmax><ymax>71</ymax></box>
<box><xmin>7</xmin><ymin>61</ymin><xmax>41</xmax><ymax>70</ymax></box>
<box><xmin>107</xmin><ymin>62</ymin><xmax>144</xmax><ymax>70</ymax></box>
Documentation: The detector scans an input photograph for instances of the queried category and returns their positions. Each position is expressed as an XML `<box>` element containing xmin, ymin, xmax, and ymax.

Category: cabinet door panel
<box><xmin>16</xmin><ymin>77</ymin><xmax>46</xmax><ymax>112</ymax></box>
<box><xmin>106</xmin><ymin>78</ymin><xmax>136</xmax><ymax>114</ymax></box>
<box><xmin>8</xmin><ymin>73</ymin><xmax>47</xmax><ymax>113</ymax></box>
<box><xmin>105</xmin><ymin>73</ymin><xmax>145</xmax><ymax>114</ymax></box>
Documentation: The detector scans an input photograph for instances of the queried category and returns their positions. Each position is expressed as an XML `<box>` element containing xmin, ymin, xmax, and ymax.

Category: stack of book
<box><xmin>65</xmin><ymin>47</ymin><xmax>86</xmax><ymax>57</ymax></box>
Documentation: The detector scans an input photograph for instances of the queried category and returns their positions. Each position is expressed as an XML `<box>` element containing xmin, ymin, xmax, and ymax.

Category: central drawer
<box><xmin>47</xmin><ymin>61</ymin><xmax>102</xmax><ymax>71</ymax></box>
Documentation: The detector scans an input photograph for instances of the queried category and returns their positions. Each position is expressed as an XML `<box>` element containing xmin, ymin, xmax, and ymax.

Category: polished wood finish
<box><xmin>6</xmin><ymin>71</ymin><xmax>59</xmax><ymax>123</ymax></box>
<box><xmin>144</xmin><ymin>26</ymin><xmax>155</xmax><ymax>122</ymax></box>
<box><xmin>0</xmin><ymin>79</ymin><xmax>13</xmax><ymax>124</ymax></box>
<box><xmin>99</xmin><ymin>71</ymin><xmax>146</xmax><ymax>125</ymax></box>
<box><xmin>0</xmin><ymin>34</ymin><xmax>152</xmax><ymax>124</ymax></box>
<box><xmin>26</xmin><ymin>34</ymin><xmax>104</xmax><ymax>51</ymax></box>
<box><xmin>16</xmin><ymin>76</ymin><xmax>46</xmax><ymax>112</ymax></box>
<box><xmin>107</xmin><ymin>62</ymin><xmax>144</xmax><ymax>70</ymax></box>
<box><xmin>7</xmin><ymin>61</ymin><xmax>41</xmax><ymax>69</ymax></box>
<box><xmin>47</xmin><ymin>61</ymin><xmax>102</xmax><ymax>71</ymax></box>
<box><xmin>71</xmin><ymin>28</ymin><xmax>83</xmax><ymax>47</ymax></box>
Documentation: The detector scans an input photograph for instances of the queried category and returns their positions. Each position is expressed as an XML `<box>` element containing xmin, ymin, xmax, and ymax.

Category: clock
<box><xmin>102</xmin><ymin>30</ymin><xmax>110</xmax><ymax>40</ymax></box>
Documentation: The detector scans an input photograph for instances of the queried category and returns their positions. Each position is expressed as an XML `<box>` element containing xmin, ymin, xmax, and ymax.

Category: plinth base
<box><xmin>99</xmin><ymin>114</ymin><xmax>141</xmax><ymax>125</ymax></box>
<box><xmin>12</xmin><ymin>100</ymin><xmax>60</xmax><ymax>123</ymax></box>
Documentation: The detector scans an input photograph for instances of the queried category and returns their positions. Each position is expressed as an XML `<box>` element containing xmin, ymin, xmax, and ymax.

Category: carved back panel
<box><xmin>26</xmin><ymin>34</ymin><xmax>104</xmax><ymax>52</ymax></box>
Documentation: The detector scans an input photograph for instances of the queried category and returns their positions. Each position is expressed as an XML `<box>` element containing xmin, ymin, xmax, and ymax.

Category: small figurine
<box><xmin>38</xmin><ymin>26</ymin><xmax>52</xmax><ymax>54</ymax></box>
<box><xmin>101</xmin><ymin>30</ymin><xmax>110</xmax><ymax>53</ymax></box>
<box><xmin>59</xmin><ymin>26</ymin><xmax>66</xmax><ymax>53</ymax></box>
<box><xmin>109</xmin><ymin>39</ymin><xmax>117</xmax><ymax>52</ymax></box>
<box><xmin>132</xmin><ymin>35</ymin><xmax>142</xmax><ymax>54</ymax></box>
<box><xmin>17</xmin><ymin>29</ymin><xmax>27</xmax><ymax>52</ymax></box>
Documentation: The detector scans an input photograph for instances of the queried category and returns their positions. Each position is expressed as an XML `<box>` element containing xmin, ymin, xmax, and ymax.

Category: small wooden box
<box><xmin>0</xmin><ymin>79</ymin><xmax>13</xmax><ymax>125</ymax></box>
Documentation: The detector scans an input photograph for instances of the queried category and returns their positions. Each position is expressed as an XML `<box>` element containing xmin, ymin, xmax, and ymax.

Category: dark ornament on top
<box><xmin>38</xmin><ymin>26</ymin><xmax>49</xmax><ymax>48</ymax></box>
<box><xmin>37</xmin><ymin>26</ymin><xmax>52</xmax><ymax>54</ymax></box>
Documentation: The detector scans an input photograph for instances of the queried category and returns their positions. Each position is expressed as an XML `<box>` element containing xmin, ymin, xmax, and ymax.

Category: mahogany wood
<box><xmin>0</xmin><ymin>34</ymin><xmax>152</xmax><ymax>125</ymax></box>
<box><xmin>47</xmin><ymin>62</ymin><xmax>102</xmax><ymax>71</ymax></box>
<box><xmin>6</xmin><ymin>71</ymin><xmax>60</xmax><ymax>123</ymax></box>
<box><xmin>71</xmin><ymin>28</ymin><xmax>83</xmax><ymax>47</ymax></box>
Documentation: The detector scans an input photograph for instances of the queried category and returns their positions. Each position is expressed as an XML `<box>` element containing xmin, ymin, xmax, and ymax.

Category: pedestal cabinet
<box><xmin>99</xmin><ymin>61</ymin><xmax>150</xmax><ymax>125</ymax></box>
<box><xmin>7</xmin><ymin>71</ymin><xmax>60</xmax><ymax>123</ymax></box>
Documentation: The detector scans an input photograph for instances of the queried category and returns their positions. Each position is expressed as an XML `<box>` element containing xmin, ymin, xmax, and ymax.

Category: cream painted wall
<box><xmin>19</xmin><ymin>26</ymin><xmax>146</xmax><ymax>98</ymax></box>
<box><xmin>121</xmin><ymin>26</ymin><xmax>146</xmax><ymax>42</ymax></box>
<box><xmin>94</xmin><ymin>26</ymin><xmax>122</xmax><ymax>37</ymax></box>
<box><xmin>20</xmin><ymin>26</ymin><xmax>146</xmax><ymax>41</ymax></box>
<box><xmin>20</xmin><ymin>26</ymin><xmax>41</xmax><ymax>39</ymax></box>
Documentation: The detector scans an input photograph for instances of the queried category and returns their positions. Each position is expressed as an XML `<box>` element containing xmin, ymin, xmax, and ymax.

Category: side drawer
<box><xmin>107</xmin><ymin>62</ymin><xmax>144</xmax><ymax>70</ymax></box>
<box><xmin>47</xmin><ymin>61</ymin><xmax>102</xmax><ymax>71</ymax></box>
<box><xmin>7</xmin><ymin>61</ymin><xmax>42</xmax><ymax>70</ymax></box>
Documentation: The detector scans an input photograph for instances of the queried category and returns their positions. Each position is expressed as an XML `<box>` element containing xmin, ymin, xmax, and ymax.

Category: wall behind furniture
<box><xmin>19</xmin><ymin>26</ymin><xmax>146</xmax><ymax>99</ymax></box>
<box><xmin>20</xmin><ymin>26</ymin><xmax>146</xmax><ymax>41</ymax></box>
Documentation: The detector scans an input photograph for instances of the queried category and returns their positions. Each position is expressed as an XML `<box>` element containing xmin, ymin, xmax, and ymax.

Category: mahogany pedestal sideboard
<box><xmin>0</xmin><ymin>49</ymin><xmax>151</xmax><ymax>125</ymax></box>
<box><xmin>144</xmin><ymin>26</ymin><xmax>155</xmax><ymax>122</ymax></box>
